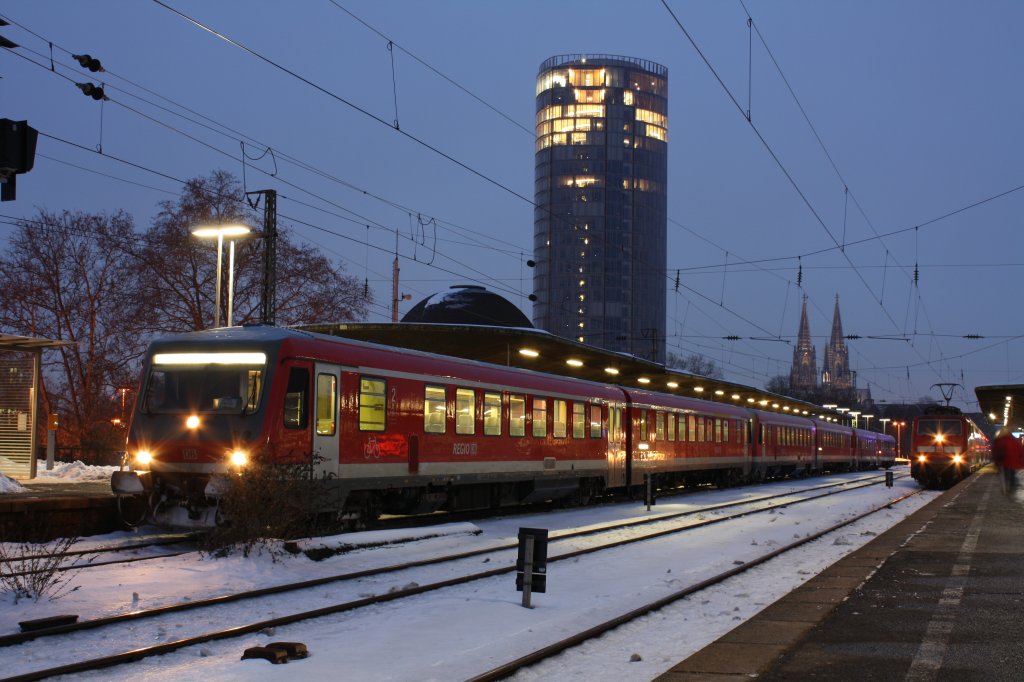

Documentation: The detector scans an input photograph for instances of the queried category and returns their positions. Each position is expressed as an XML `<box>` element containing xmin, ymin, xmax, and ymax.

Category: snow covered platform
<box><xmin>1</xmin><ymin>463</ymin><xmax>119</xmax><ymax>541</ymax></box>
<box><xmin>657</xmin><ymin>465</ymin><xmax>1023</xmax><ymax>680</ymax></box>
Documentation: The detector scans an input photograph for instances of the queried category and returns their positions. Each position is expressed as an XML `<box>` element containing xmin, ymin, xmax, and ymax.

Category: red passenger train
<box><xmin>112</xmin><ymin>326</ymin><xmax>896</xmax><ymax>526</ymax></box>
<box><xmin>910</xmin><ymin>406</ymin><xmax>989</xmax><ymax>488</ymax></box>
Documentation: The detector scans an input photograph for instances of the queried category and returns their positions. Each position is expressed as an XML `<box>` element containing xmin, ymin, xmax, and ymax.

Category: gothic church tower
<box><xmin>821</xmin><ymin>294</ymin><xmax>852</xmax><ymax>390</ymax></box>
<box><xmin>789</xmin><ymin>295</ymin><xmax>817</xmax><ymax>390</ymax></box>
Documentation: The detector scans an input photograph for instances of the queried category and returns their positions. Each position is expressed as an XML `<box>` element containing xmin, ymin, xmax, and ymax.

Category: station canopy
<box><xmin>975</xmin><ymin>385</ymin><xmax>1024</xmax><ymax>431</ymax></box>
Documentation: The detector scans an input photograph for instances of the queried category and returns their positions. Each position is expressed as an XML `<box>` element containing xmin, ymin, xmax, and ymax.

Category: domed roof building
<box><xmin>401</xmin><ymin>285</ymin><xmax>533</xmax><ymax>328</ymax></box>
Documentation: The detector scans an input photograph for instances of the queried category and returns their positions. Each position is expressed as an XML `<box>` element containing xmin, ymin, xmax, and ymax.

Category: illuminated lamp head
<box><xmin>186</xmin><ymin>415</ymin><xmax>200</xmax><ymax>430</ymax></box>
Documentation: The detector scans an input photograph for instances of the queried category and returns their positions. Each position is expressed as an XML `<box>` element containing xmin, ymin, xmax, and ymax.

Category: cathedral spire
<box><xmin>829</xmin><ymin>294</ymin><xmax>845</xmax><ymax>349</ymax></box>
<box><xmin>822</xmin><ymin>294</ymin><xmax>852</xmax><ymax>389</ymax></box>
<box><xmin>789</xmin><ymin>294</ymin><xmax>817</xmax><ymax>390</ymax></box>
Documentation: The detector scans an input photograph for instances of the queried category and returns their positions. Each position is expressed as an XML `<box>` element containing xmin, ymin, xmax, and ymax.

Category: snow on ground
<box><xmin>31</xmin><ymin>459</ymin><xmax>119</xmax><ymax>482</ymax></box>
<box><xmin>0</xmin><ymin>467</ymin><xmax>938</xmax><ymax>681</ymax></box>
<box><xmin>0</xmin><ymin>472</ymin><xmax>26</xmax><ymax>493</ymax></box>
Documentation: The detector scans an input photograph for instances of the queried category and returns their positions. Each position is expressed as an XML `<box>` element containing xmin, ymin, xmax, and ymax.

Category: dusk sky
<box><xmin>2</xmin><ymin>1</ymin><xmax>1021</xmax><ymax>412</ymax></box>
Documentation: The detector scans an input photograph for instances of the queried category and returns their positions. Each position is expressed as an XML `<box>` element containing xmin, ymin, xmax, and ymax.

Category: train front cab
<box><xmin>911</xmin><ymin>414</ymin><xmax>973</xmax><ymax>489</ymax></box>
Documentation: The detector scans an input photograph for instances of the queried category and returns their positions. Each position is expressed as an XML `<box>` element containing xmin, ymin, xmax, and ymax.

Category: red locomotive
<box><xmin>910</xmin><ymin>406</ymin><xmax>989</xmax><ymax>488</ymax></box>
<box><xmin>112</xmin><ymin>326</ymin><xmax>896</xmax><ymax>526</ymax></box>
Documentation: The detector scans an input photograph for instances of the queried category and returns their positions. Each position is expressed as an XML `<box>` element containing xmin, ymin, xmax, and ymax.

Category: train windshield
<box><xmin>916</xmin><ymin>419</ymin><xmax>962</xmax><ymax>437</ymax></box>
<box><xmin>143</xmin><ymin>352</ymin><xmax>267</xmax><ymax>415</ymax></box>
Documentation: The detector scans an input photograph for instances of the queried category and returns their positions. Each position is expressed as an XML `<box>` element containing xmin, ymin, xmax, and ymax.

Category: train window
<box><xmin>510</xmin><ymin>395</ymin><xmax>526</xmax><ymax>437</ymax></box>
<box><xmin>640</xmin><ymin>409</ymin><xmax>648</xmax><ymax>441</ymax></box>
<box><xmin>722</xmin><ymin>419</ymin><xmax>729</xmax><ymax>443</ymax></box>
<box><xmin>358</xmin><ymin>377</ymin><xmax>386</xmax><ymax>432</ymax></box>
<box><xmin>656</xmin><ymin>412</ymin><xmax>665</xmax><ymax>441</ymax></box>
<box><xmin>456</xmin><ymin>388</ymin><xmax>476</xmax><ymax>435</ymax></box>
<box><xmin>483</xmin><ymin>392</ymin><xmax>501</xmax><ymax>436</ymax></box>
<box><xmin>283</xmin><ymin>367</ymin><xmax>309</xmax><ymax>430</ymax></box>
<box><xmin>590</xmin><ymin>404</ymin><xmax>602</xmax><ymax>438</ymax></box>
<box><xmin>533</xmin><ymin>398</ymin><xmax>548</xmax><ymax>438</ymax></box>
<box><xmin>917</xmin><ymin>419</ymin><xmax>963</xmax><ymax>436</ymax></box>
<box><xmin>553</xmin><ymin>400</ymin><xmax>568</xmax><ymax>438</ymax></box>
<box><xmin>424</xmin><ymin>385</ymin><xmax>446</xmax><ymax>434</ymax></box>
<box><xmin>697</xmin><ymin>417</ymin><xmax>705</xmax><ymax>442</ymax></box>
<box><xmin>572</xmin><ymin>403</ymin><xmax>586</xmax><ymax>438</ymax></box>
<box><xmin>714</xmin><ymin>418</ymin><xmax>722</xmax><ymax>443</ymax></box>
<box><xmin>688</xmin><ymin>414</ymin><xmax>696</xmax><ymax>442</ymax></box>
<box><xmin>315</xmin><ymin>373</ymin><xmax>336</xmax><ymax>436</ymax></box>
<box><xmin>667</xmin><ymin>412</ymin><xmax>676</xmax><ymax>442</ymax></box>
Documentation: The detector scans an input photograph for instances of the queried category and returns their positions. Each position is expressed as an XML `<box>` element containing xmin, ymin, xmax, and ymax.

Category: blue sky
<box><xmin>2</xmin><ymin>1</ymin><xmax>1022</xmax><ymax>411</ymax></box>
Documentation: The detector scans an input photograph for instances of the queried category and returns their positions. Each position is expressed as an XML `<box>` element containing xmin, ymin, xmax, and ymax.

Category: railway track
<box><xmin>467</xmin><ymin>487</ymin><xmax>925</xmax><ymax>681</ymax></box>
<box><xmin>0</xmin><ymin>472</ymin><xmax>912</xmax><ymax>681</ymax></box>
<box><xmin>0</xmin><ymin>532</ymin><xmax>199</xmax><ymax>579</ymax></box>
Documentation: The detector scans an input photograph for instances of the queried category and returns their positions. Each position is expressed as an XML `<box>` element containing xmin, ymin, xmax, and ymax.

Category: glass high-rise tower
<box><xmin>533</xmin><ymin>54</ymin><xmax>668</xmax><ymax>363</ymax></box>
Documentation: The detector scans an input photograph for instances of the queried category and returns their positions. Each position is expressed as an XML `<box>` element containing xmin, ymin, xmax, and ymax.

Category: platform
<box><xmin>0</xmin><ymin>479</ymin><xmax>120</xmax><ymax>541</ymax></box>
<box><xmin>657</xmin><ymin>465</ymin><xmax>1023</xmax><ymax>681</ymax></box>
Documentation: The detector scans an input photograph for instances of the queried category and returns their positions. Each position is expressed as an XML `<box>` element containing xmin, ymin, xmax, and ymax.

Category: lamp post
<box><xmin>896</xmin><ymin>421</ymin><xmax>906</xmax><ymax>458</ymax></box>
<box><xmin>192</xmin><ymin>224</ymin><xmax>251</xmax><ymax>328</ymax></box>
<box><xmin>879</xmin><ymin>417</ymin><xmax>891</xmax><ymax>435</ymax></box>
<box><xmin>862</xmin><ymin>414</ymin><xmax>873</xmax><ymax>431</ymax></box>
<box><xmin>849</xmin><ymin>411</ymin><xmax>861</xmax><ymax>428</ymax></box>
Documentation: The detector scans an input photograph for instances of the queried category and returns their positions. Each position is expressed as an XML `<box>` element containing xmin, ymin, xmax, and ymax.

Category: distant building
<box><xmin>790</xmin><ymin>295</ymin><xmax>817</xmax><ymax>390</ymax></box>
<box><xmin>787</xmin><ymin>294</ymin><xmax>863</xmax><ymax>403</ymax></box>
<box><xmin>532</xmin><ymin>54</ymin><xmax>668</xmax><ymax>363</ymax></box>
<box><xmin>821</xmin><ymin>295</ymin><xmax>853</xmax><ymax>391</ymax></box>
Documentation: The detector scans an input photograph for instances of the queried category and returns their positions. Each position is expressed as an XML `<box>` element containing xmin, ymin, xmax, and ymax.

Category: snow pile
<box><xmin>34</xmin><ymin>460</ymin><xmax>119</xmax><ymax>481</ymax></box>
<box><xmin>0</xmin><ymin>472</ymin><xmax>26</xmax><ymax>493</ymax></box>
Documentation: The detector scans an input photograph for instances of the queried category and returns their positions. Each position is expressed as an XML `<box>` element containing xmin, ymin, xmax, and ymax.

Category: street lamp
<box><xmin>862</xmin><ymin>414</ymin><xmax>873</xmax><ymax>430</ymax></box>
<box><xmin>192</xmin><ymin>224</ymin><xmax>251</xmax><ymax>328</ymax></box>
<box><xmin>849</xmin><ymin>410</ymin><xmax>861</xmax><ymax>427</ymax></box>
<box><xmin>896</xmin><ymin>421</ymin><xmax>906</xmax><ymax>458</ymax></box>
<box><xmin>879</xmin><ymin>417</ymin><xmax>891</xmax><ymax>434</ymax></box>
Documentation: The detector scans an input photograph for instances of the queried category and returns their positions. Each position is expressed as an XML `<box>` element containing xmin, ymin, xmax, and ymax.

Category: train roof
<box><xmin>298</xmin><ymin>322</ymin><xmax>833</xmax><ymax>419</ymax></box>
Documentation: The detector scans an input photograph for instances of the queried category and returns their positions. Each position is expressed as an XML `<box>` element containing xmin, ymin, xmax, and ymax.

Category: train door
<box><xmin>748</xmin><ymin>418</ymin><xmax>764</xmax><ymax>479</ymax></box>
<box><xmin>312</xmin><ymin>362</ymin><xmax>341</xmax><ymax>479</ymax></box>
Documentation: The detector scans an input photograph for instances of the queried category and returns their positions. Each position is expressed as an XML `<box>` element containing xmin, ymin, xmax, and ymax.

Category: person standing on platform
<box><xmin>992</xmin><ymin>426</ymin><xmax>1024</xmax><ymax>496</ymax></box>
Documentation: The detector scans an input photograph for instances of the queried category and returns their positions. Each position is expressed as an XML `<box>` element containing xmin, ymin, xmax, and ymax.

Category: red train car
<box><xmin>910</xmin><ymin>407</ymin><xmax>989</xmax><ymax>488</ymax></box>
<box><xmin>112</xmin><ymin>326</ymin><xmax>887</xmax><ymax>526</ymax></box>
<box><xmin>626</xmin><ymin>389</ymin><xmax>751</xmax><ymax>488</ymax></box>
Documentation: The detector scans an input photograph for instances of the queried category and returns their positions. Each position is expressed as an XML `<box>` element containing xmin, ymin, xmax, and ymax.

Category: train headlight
<box><xmin>185</xmin><ymin>415</ymin><xmax>200</xmax><ymax>430</ymax></box>
<box><xmin>952</xmin><ymin>454</ymin><xmax>964</xmax><ymax>465</ymax></box>
<box><xmin>135</xmin><ymin>450</ymin><xmax>153</xmax><ymax>468</ymax></box>
<box><xmin>917</xmin><ymin>454</ymin><xmax>928</xmax><ymax>463</ymax></box>
<box><xmin>230</xmin><ymin>450</ymin><xmax>249</xmax><ymax>467</ymax></box>
<box><xmin>934</xmin><ymin>434</ymin><xmax>945</xmax><ymax>444</ymax></box>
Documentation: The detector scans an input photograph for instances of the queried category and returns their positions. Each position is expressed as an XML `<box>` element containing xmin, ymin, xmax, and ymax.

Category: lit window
<box><xmin>635</xmin><ymin>108</ymin><xmax>668</xmax><ymax>128</ymax></box>
<box><xmin>510</xmin><ymin>395</ymin><xmax>526</xmax><ymax>437</ymax></box>
<box><xmin>646</xmin><ymin>124</ymin><xmax>667</xmax><ymax>142</ymax></box>
<box><xmin>484</xmin><ymin>392</ymin><xmax>501</xmax><ymax>436</ymax></box>
<box><xmin>424</xmin><ymin>385</ymin><xmax>446</xmax><ymax>434</ymax></box>
<box><xmin>315</xmin><ymin>373</ymin><xmax>336</xmax><ymax>436</ymax></box>
<box><xmin>533</xmin><ymin>398</ymin><xmax>548</xmax><ymax>438</ymax></box>
<box><xmin>359</xmin><ymin>377</ymin><xmax>386</xmax><ymax>432</ymax></box>
<box><xmin>456</xmin><ymin>388</ymin><xmax>475</xmax><ymax>435</ymax></box>
<box><xmin>623</xmin><ymin>90</ymin><xmax>634</xmax><ymax>106</ymax></box>
<box><xmin>572</xmin><ymin>403</ymin><xmax>585</xmax><ymax>438</ymax></box>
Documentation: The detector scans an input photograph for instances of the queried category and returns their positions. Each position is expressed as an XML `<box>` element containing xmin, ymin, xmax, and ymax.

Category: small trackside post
<box><xmin>516</xmin><ymin>527</ymin><xmax>548</xmax><ymax>609</ymax></box>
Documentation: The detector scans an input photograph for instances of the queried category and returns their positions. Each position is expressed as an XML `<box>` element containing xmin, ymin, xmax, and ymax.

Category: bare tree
<box><xmin>0</xmin><ymin>210</ymin><xmax>147</xmax><ymax>456</ymax></box>
<box><xmin>666</xmin><ymin>352</ymin><xmax>725</xmax><ymax>379</ymax></box>
<box><xmin>136</xmin><ymin>170</ymin><xmax>369</xmax><ymax>331</ymax></box>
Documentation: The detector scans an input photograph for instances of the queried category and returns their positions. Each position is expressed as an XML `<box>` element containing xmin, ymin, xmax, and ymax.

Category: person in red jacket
<box><xmin>992</xmin><ymin>426</ymin><xmax>1024</xmax><ymax>495</ymax></box>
